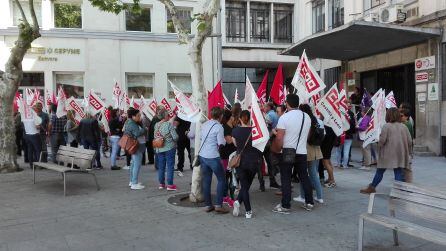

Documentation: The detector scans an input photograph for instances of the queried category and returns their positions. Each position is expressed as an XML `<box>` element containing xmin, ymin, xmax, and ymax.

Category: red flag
<box><xmin>13</xmin><ymin>92</ymin><xmax>20</xmax><ymax>113</ymax></box>
<box><xmin>207</xmin><ymin>81</ymin><xmax>225</xmax><ymax>118</ymax></box>
<box><xmin>256</xmin><ymin>70</ymin><xmax>268</xmax><ymax>106</ymax></box>
<box><xmin>270</xmin><ymin>64</ymin><xmax>285</xmax><ymax>105</ymax></box>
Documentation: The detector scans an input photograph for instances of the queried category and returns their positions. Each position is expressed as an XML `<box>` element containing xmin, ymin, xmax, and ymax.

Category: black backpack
<box><xmin>308</xmin><ymin>120</ymin><xmax>325</xmax><ymax>146</ymax></box>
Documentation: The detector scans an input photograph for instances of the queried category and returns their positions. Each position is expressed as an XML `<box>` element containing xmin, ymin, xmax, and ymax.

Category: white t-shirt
<box><xmin>23</xmin><ymin>119</ymin><xmax>39</xmax><ymax>135</ymax></box>
<box><xmin>276</xmin><ymin>109</ymin><xmax>311</xmax><ymax>154</ymax></box>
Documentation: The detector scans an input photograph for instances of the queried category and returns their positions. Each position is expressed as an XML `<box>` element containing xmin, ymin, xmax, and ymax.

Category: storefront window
<box><xmin>55</xmin><ymin>73</ymin><xmax>84</xmax><ymax>98</ymax></box>
<box><xmin>226</xmin><ymin>1</ymin><xmax>247</xmax><ymax>42</ymax></box>
<box><xmin>166</xmin><ymin>8</ymin><xmax>191</xmax><ymax>33</ymax></box>
<box><xmin>12</xmin><ymin>0</ymin><xmax>42</xmax><ymax>26</ymax></box>
<box><xmin>250</xmin><ymin>2</ymin><xmax>270</xmax><ymax>43</ymax></box>
<box><xmin>364</xmin><ymin>0</ymin><xmax>386</xmax><ymax>11</ymax></box>
<box><xmin>54</xmin><ymin>2</ymin><xmax>82</xmax><ymax>28</ymax></box>
<box><xmin>222</xmin><ymin>67</ymin><xmax>274</xmax><ymax>102</ymax></box>
<box><xmin>126</xmin><ymin>6</ymin><xmax>151</xmax><ymax>32</ymax></box>
<box><xmin>274</xmin><ymin>4</ymin><xmax>293</xmax><ymax>43</ymax></box>
<box><xmin>168</xmin><ymin>74</ymin><xmax>192</xmax><ymax>99</ymax></box>
<box><xmin>126</xmin><ymin>73</ymin><xmax>154</xmax><ymax>98</ymax></box>
<box><xmin>312</xmin><ymin>0</ymin><xmax>325</xmax><ymax>34</ymax></box>
<box><xmin>18</xmin><ymin>72</ymin><xmax>44</xmax><ymax>97</ymax></box>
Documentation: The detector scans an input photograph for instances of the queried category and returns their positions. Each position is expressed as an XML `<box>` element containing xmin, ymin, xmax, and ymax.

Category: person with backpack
<box><xmin>293</xmin><ymin>104</ymin><xmax>325</xmax><ymax>204</ymax></box>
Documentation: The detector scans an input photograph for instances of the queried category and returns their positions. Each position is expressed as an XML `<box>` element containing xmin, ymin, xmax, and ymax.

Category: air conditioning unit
<box><xmin>364</xmin><ymin>12</ymin><xmax>379</xmax><ymax>22</ymax></box>
<box><xmin>380</xmin><ymin>4</ymin><xmax>405</xmax><ymax>23</ymax></box>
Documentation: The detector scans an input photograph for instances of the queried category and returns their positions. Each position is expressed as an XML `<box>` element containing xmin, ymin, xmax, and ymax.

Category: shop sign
<box><xmin>415</xmin><ymin>84</ymin><xmax>427</xmax><ymax>93</ymax></box>
<box><xmin>26</xmin><ymin>46</ymin><xmax>81</xmax><ymax>62</ymax></box>
<box><xmin>347</xmin><ymin>79</ymin><xmax>355</xmax><ymax>86</ymax></box>
<box><xmin>419</xmin><ymin>103</ymin><xmax>426</xmax><ymax>113</ymax></box>
<box><xmin>415</xmin><ymin>72</ymin><xmax>428</xmax><ymax>83</ymax></box>
<box><xmin>415</xmin><ymin>56</ymin><xmax>435</xmax><ymax>71</ymax></box>
<box><xmin>427</xmin><ymin>83</ymin><xmax>439</xmax><ymax>101</ymax></box>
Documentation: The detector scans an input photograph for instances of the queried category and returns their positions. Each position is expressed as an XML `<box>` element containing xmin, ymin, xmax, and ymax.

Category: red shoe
<box><xmin>223</xmin><ymin>196</ymin><xmax>234</xmax><ymax>208</ymax></box>
<box><xmin>167</xmin><ymin>184</ymin><xmax>177</xmax><ymax>191</ymax></box>
<box><xmin>158</xmin><ymin>184</ymin><xmax>166</xmax><ymax>190</ymax></box>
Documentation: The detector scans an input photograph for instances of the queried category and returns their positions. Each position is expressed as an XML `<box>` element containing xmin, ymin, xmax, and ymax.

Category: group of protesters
<box><xmin>15</xmin><ymin>90</ymin><xmax>414</xmax><ymax>219</ymax></box>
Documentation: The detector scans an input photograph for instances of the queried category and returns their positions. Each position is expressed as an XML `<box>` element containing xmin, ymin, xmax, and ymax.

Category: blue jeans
<box><xmin>371</xmin><ymin>168</ymin><xmax>404</xmax><ymax>188</ymax></box>
<box><xmin>130</xmin><ymin>143</ymin><xmax>146</xmax><ymax>185</ymax></box>
<box><xmin>342</xmin><ymin>139</ymin><xmax>353</xmax><ymax>167</ymax></box>
<box><xmin>334</xmin><ymin>146</ymin><xmax>343</xmax><ymax>166</ymax></box>
<box><xmin>300</xmin><ymin>160</ymin><xmax>323</xmax><ymax>200</ymax></box>
<box><xmin>200</xmin><ymin>156</ymin><xmax>226</xmax><ymax>207</ymax></box>
<box><xmin>25</xmin><ymin>134</ymin><xmax>42</xmax><ymax>168</ymax></box>
<box><xmin>110</xmin><ymin>136</ymin><xmax>120</xmax><ymax>167</ymax></box>
<box><xmin>156</xmin><ymin>148</ymin><xmax>176</xmax><ymax>185</ymax></box>
<box><xmin>82</xmin><ymin>139</ymin><xmax>101</xmax><ymax>167</ymax></box>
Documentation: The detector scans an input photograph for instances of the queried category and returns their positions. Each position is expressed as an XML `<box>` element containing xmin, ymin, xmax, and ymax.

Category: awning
<box><xmin>281</xmin><ymin>20</ymin><xmax>442</xmax><ymax>61</ymax></box>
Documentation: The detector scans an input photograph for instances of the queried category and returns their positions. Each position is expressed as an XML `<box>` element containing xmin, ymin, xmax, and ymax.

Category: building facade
<box><xmin>290</xmin><ymin>0</ymin><xmax>446</xmax><ymax>156</ymax></box>
<box><xmin>0</xmin><ymin>0</ymin><xmax>217</xmax><ymax>104</ymax></box>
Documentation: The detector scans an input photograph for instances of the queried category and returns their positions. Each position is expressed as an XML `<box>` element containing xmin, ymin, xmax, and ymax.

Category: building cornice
<box><xmin>0</xmin><ymin>28</ymin><xmax>183</xmax><ymax>42</ymax></box>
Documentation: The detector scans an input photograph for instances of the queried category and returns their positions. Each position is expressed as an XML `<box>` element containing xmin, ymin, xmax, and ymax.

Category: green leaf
<box><xmin>197</xmin><ymin>22</ymin><xmax>206</xmax><ymax>32</ymax></box>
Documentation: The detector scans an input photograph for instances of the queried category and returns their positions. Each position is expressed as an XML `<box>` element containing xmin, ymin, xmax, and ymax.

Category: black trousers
<box><xmin>24</xmin><ymin>134</ymin><xmax>42</xmax><ymax>168</ymax></box>
<box><xmin>318</xmin><ymin>161</ymin><xmax>325</xmax><ymax>180</ymax></box>
<box><xmin>146</xmin><ymin>141</ymin><xmax>154</xmax><ymax>164</ymax></box>
<box><xmin>177</xmin><ymin>140</ymin><xmax>191</xmax><ymax>171</ymax></box>
<box><xmin>237</xmin><ymin>168</ymin><xmax>256</xmax><ymax>212</ymax></box>
<box><xmin>263</xmin><ymin>143</ymin><xmax>278</xmax><ymax>184</ymax></box>
<box><xmin>280</xmin><ymin>154</ymin><xmax>314</xmax><ymax>208</ymax></box>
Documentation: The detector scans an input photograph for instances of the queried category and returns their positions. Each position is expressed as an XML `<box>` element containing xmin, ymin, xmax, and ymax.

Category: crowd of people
<box><xmin>14</xmin><ymin>92</ymin><xmax>415</xmax><ymax>219</ymax></box>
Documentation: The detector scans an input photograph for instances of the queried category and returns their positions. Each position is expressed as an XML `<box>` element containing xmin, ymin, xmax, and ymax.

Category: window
<box><xmin>12</xmin><ymin>0</ymin><xmax>42</xmax><ymax>26</ymax></box>
<box><xmin>166</xmin><ymin>8</ymin><xmax>191</xmax><ymax>33</ymax></box>
<box><xmin>274</xmin><ymin>4</ymin><xmax>293</xmax><ymax>43</ymax></box>
<box><xmin>328</xmin><ymin>0</ymin><xmax>344</xmax><ymax>29</ymax></box>
<box><xmin>126</xmin><ymin>6</ymin><xmax>151</xmax><ymax>32</ymax></box>
<box><xmin>126</xmin><ymin>74</ymin><xmax>154</xmax><ymax>98</ymax></box>
<box><xmin>168</xmin><ymin>74</ymin><xmax>192</xmax><ymax>99</ymax></box>
<box><xmin>250</xmin><ymin>2</ymin><xmax>270</xmax><ymax>43</ymax></box>
<box><xmin>363</xmin><ymin>0</ymin><xmax>386</xmax><ymax>11</ymax></box>
<box><xmin>222</xmin><ymin>68</ymin><xmax>273</xmax><ymax>102</ymax></box>
<box><xmin>226</xmin><ymin>1</ymin><xmax>247</xmax><ymax>42</ymax></box>
<box><xmin>312</xmin><ymin>0</ymin><xmax>325</xmax><ymax>34</ymax></box>
<box><xmin>55</xmin><ymin>73</ymin><xmax>84</xmax><ymax>98</ymax></box>
<box><xmin>54</xmin><ymin>2</ymin><xmax>82</xmax><ymax>28</ymax></box>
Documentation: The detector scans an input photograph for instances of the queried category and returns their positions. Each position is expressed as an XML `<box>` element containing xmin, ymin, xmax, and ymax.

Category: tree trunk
<box><xmin>188</xmin><ymin>45</ymin><xmax>207</xmax><ymax>203</ymax></box>
<box><xmin>0</xmin><ymin>79</ymin><xmax>19</xmax><ymax>173</ymax></box>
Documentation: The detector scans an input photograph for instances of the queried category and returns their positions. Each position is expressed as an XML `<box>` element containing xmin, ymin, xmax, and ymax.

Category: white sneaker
<box><xmin>129</xmin><ymin>182</ymin><xmax>142</xmax><ymax>187</ymax></box>
<box><xmin>301</xmin><ymin>203</ymin><xmax>314</xmax><ymax>211</ymax></box>
<box><xmin>123</xmin><ymin>166</ymin><xmax>130</xmax><ymax>170</ymax></box>
<box><xmin>130</xmin><ymin>184</ymin><xmax>145</xmax><ymax>190</ymax></box>
<box><xmin>314</xmin><ymin>198</ymin><xmax>324</xmax><ymax>204</ymax></box>
<box><xmin>245</xmin><ymin>211</ymin><xmax>252</xmax><ymax>219</ymax></box>
<box><xmin>177</xmin><ymin>171</ymin><xmax>184</xmax><ymax>177</ymax></box>
<box><xmin>232</xmin><ymin>200</ymin><xmax>240</xmax><ymax>217</ymax></box>
<box><xmin>293</xmin><ymin>196</ymin><xmax>305</xmax><ymax>203</ymax></box>
<box><xmin>359</xmin><ymin>166</ymin><xmax>371</xmax><ymax>171</ymax></box>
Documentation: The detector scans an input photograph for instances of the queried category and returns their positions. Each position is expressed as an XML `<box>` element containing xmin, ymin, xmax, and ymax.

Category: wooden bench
<box><xmin>33</xmin><ymin>146</ymin><xmax>100</xmax><ymax>196</ymax></box>
<box><xmin>358</xmin><ymin>181</ymin><xmax>446</xmax><ymax>250</ymax></box>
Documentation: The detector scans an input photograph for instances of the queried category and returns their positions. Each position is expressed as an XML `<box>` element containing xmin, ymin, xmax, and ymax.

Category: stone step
<box><xmin>413</xmin><ymin>151</ymin><xmax>436</xmax><ymax>157</ymax></box>
<box><xmin>414</xmin><ymin>145</ymin><xmax>429</xmax><ymax>152</ymax></box>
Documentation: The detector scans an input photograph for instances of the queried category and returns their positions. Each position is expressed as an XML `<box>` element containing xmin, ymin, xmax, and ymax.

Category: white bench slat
<box><xmin>389</xmin><ymin>199</ymin><xmax>446</xmax><ymax>226</ymax></box>
<box><xmin>33</xmin><ymin>162</ymin><xmax>71</xmax><ymax>172</ymax></box>
<box><xmin>390</xmin><ymin>189</ymin><xmax>446</xmax><ymax>210</ymax></box>
<box><xmin>393</xmin><ymin>181</ymin><xmax>446</xmax><ymax>200</ymax></box>
<box><xmin>59</xmin><ymin>145</ymin><xmax>96</xmax><ymax>155</ymax></box>
<box><xmin>360</xmin><ymin>213</ymin><xmax>446</xmax><ymax>245</ymax></box>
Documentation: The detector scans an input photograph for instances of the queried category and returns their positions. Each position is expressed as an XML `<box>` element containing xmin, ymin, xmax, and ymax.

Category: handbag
<box><xmin>192</xmin><ymin>123</ymin><xmax>217</xmax><ymax>167</ymax></box>
<box><xmin>119</xmin><ymin>134</ymin><xmax>139</xmax><ymax>155</ymax></box>
<box><xmin>228</xmin><ymin>132</ymin><xmax>251</xmax><ymax>169</ymax></box>
<box><xmin>282</xmin><ymin>112</ymin><xmax>305</xmax><ymax>164</ymax></box>
<box><xmin>152</xmin><ymin>122</ymin><xmax>172</xmax><ymax>148</ymax></box>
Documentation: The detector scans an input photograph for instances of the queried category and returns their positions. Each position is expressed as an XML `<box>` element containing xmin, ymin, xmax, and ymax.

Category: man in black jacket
<box><xmin>173</xmin><ymin>116</ymin><xmax>192</xmax><ymax>176</ymax></box>
<box><xmin>79</xmin><ymin>113</ymin><xmax>102</xmax><ymax>168</ymax></box>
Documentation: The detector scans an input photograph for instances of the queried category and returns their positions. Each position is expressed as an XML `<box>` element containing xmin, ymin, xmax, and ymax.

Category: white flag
<box><xmin>363</xmin><ymin>111</ymin><xmax>380</xmax><ymax>148</ymax></box>
<box><xmin>385</xmin><ymin>91</ymin><xmax>397</xmax><ymax>108</ymax></box>
<box><xmin>112</xmin><ymin>82</ymin><xmax>122</xmax><ymax>109</ymax></box>
<box><xmin>56</xmin><ymin>87</ymin><xmax>67</xmax><ymax>118</ymax></box>
<box><xmin>316</xmin><ymin>84</ymin><xmax>343</xmax><ymax>136</ymax></box>
<box><xmin>169</xmin><ymin>81</ymin><xmax>201</xmax><ymax>122</ymax></box>
<box><xmin>88</xmin><ymin>90</ymin><xmax>106</xmax><ymax>115</ymax></box>
<box><xmin>245</xmin><ymin>76</ymin><xmax>269</xmax><ymax>152</ymax></box>
<box><xmin>338</xmin><ymin>89</ymin><xmax>351</xmax><ymax>131</ymax></box>
<box><xmin>234</xmin><ymin>88</ymin><xmax>241</xmax><ymax>104</ymax></box>
<box><xmin>371</xmin><ymin>88</ymin><xmax>384</xmax><ymax>109</ymax></box>
<box><xmin>67</xmin><ymin>97</ymin><xmax>86</xmax><ymax>119</ymax></box>
<box><xmin>100</xmin><ymin>110</ymin><xmax>110</xmax><ymax>134</ymax></box>
<box><xmin>291</xmin><ymin>50</ymin><xmax>326</xmax><ymax>101</ymax></box>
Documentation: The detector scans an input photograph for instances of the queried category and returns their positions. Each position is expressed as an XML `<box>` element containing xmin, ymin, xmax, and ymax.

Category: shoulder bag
<box><xmin>119</xmin><ymin>134</ymin><xmax>139</xmax><ymax>155</ymax></box>
<box><xmin>192</xmin><ymin>123</ymin><xmax>217</xmax><ymax>167</ymax></box>
<box><xmin>152</xmin><ymin>122</ymin><xmax>170</xmax><ymax>148</ymax></box>
<box><xmin>281</xmin><ymin>112</ymin><xmax>305</xmax><ymax>164</ymax></box>
<box><xmin>228</xmin><ymin>131</ymin><xmax>251</xmax><ymax>169</ymax></box>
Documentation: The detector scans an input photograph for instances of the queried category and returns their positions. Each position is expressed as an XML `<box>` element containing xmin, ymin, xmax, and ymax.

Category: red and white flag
<box><xmin>18</xmin><ymin>95</ymin><xmax>34</xmax><ymax>121</ymax></box>
<box><xmin>256</xmin><ymin>70</ymin><xmax>269</xmax><ymax>106</ymax></box>
<box><xmin>234</xmin><ymin>88</ymin><xmax>241</xmax><ymax>104</ymax></box>
<box><xmin>100</xmin><ymin>110</ymin><xmax>110</xmax><ymax>134</ymax></box>
<box><xmin>270</xmin><ymin>64</ymin><xmax>285</xmax><ymax>105</ymax></box>
<box><xmin>244</xmin><ymin>76</ymin><xmax>269</xmax><ymax>152</ymax></box>
<box><xmin>119</xmin><ymin>92</ymin><xmax>130</xmax><ymax>112</ymax></box>
<box><xmin>385</xmin><ymin>91</ymin><xmax>397</xmax><ymax>108</ymax></box>
<box><xmin>291</xmin><ymin>50</ymin><xmax>326</xmax><ymax>101</ymax></box>
<box><xmin>67</xmin><ymin>96</ymin><xmax>86</xmax><ymax>119</ymax></box>
<box><xmin>160</xmin><ymin>98</ymin><xmax>175</xmax><ymax>119</ymax></box>
<box><xmin>88</xmin><ymin>90</ymin><xmax>106</xmax><ymax>115</ymax></box>
<box><xmin>363</xmin><ymin>111</ymin><xmax>379</xmax><ymax>148</ymax></box>
<box><xmin>374</xmin><ymin>90</ymin><xmax>387</xmax><ymax>129</ymax></box>
<box><xmin>56</xmin><ymin>87</ymin><xmax>67</xmax><ymax>118</ymax></box>
<box><xmin>141</xmin><ymin>98</ymin><xmax>157</xmax><ymax>120</ymax></box>
<box><xmin>310</xmin><ymin>93</ymin><xmax>322</xmax><ymax>116</ymax></box>
<box><xmin>316</xmin><ymin>85</ymin><xmax>343</xmax><ymax>136</ymax></box>
<box><xmin>112</xmin><ymin>82</ymin><xmax>123</xmax><ymax>109</ymax></box>
<box><xmin>338</xmin><ymin>89</ymin><xmax>351</xmax><ymax>131</ymax></box>
<box><xmin>170</xmin><ymin>81</ymin><xmax>201</xmax><ymax>122</ymax></box>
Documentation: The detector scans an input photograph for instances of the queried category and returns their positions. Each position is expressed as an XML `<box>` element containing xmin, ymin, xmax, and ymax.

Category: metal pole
<box><xmin>216</xmin><ymin>1</ymin><xmax>223</xmax><ymax>82</ymax></box>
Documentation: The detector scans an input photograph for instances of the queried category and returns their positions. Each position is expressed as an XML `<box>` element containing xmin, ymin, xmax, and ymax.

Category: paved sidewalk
<box><xmin>0</xmin><ymin>148</ymin><xmax>445</xmax><ymax>251</ymax></box>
